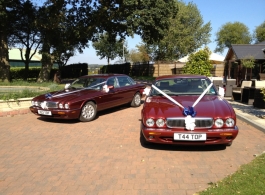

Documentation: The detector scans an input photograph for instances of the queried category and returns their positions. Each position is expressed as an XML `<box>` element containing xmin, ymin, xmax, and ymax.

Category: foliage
<box><xmin>129</xmin><ymin>43</ymin><xmax>150</xmax><ymax>64</ymax></box>
<box><xmin>100</xmin><ymin>63</ymin><xmax>131</xmax><ymax>75</ymax></box>
<box><xmin>131</xmin><ymin>76</ymin><xmax>155</xmax><ymax>82</ymax></box>
<box><xmin>241</xmin><ymin>56</ymin><xmax>255</xmax><ymax>69</ymax></box>
<box><xmin>36</xmin><ymin>1</ymin><xmax>67</xmax><ymax>82</ymax></box>
<box><xmin>89</xmin><ymin>0</ymin><xmax>176</xmax><ymax>44</ymax></box>
<box><xmin>241</xmin><ymin>56</ymin><xmax>255</xmax><ymax>80</ymax></box>
<box><xmin>0</xmin><ymin>81</ymin><xmax>63</xmax><ymax>100</ymax></box>
<box><xmin>183</xmin><ymin>48</ymin><xmax>213</xmax><ymax>76</ymax></box>
<box><xmin>61</xmin><ymin>63</ymin><xmax>88</xmax><ymax>78</ymax></box>
<box><xmin>215</xmin><ymin>22</ymin><xmax>252</xmax><ymax>53</ymax></box>
<box><xmin>9</xmin><ymin>67</ymin><xmax>58</xmax><ymax>81</ymax></box>
<box><xmin>253</xmin><ymin>20</ymin><xmax>265</xmax><ymax>43</ymax></box>
<box><xmin>0</xmin><ymin>0</ymin><xmax>21</xmax><ymax>82</ymax></box>
<box><xmin>129</xmin><ymin>49</ymin><xmax>142</xmax><ymax>64</ymax></box>
<box><xmin>92</xmin><ymin>33</ymin><xmax>128</xmax><ymax>65</ymax></box>
<box><xmin>2</xmin><ymin>0</ymin><xmax>176</xmax><ymax>82</ymax></box>
<box><xmin>199</xmin><ymin>152</ymin><xmax>265</xmax><ymax>195</ymax></box>
<box><xmin>8</xmin><ymin>0</ymin><xmax>41</xmax><ymax>81</ymax></box>
<box><xmin>146</xmin><ymin>1</ymin><xmax>211</xmax><ymax>61</ymax></box>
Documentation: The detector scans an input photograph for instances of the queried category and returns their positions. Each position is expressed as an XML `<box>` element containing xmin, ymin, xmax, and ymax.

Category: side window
<box><xmin>117</xmin><ymin>76</ymin><xmax>132</xmax><ymax>87</ymax></box>
<box><xmin>106</xmin><ymin>77</ymin><xmax>119</xmax><ymax>88</ymax></box>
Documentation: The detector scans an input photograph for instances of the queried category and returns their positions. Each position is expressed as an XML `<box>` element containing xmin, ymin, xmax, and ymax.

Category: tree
<box><xmin>128</xmin><ymin>43</ymin><xmax>150</xmax><ymax>64</ymax></box>
<box><xmin>129</xmin><ymin>49</ymin><xmax>142</xmax><ymax>64</ymax></box>
<box><xmin>89</xmin><ymin>0</ymin><xmax>176</xmax><ymax>45</ymax></box>
<box><xmin>146</xmin><ymin>1</ymin><xmax>211</xmax><ymax>61</ymax></box>
<box><xmin>8</xmin><ymin>0</ymin><xmax>41</xmax><ymax>81</ymax></box>
<box><xmin>92</xmin><ymin>33</ymin><xmax>125</xmax><ymax>65</ymax></box>
<box><xmin>253</xmin><ymin>21</ymin><xmax>265</xmax><ymax>43</ymax></box>
<box><xmin>37</xmin><ymin>0</ymin><xmax>95</xmax><ymax>81</ymax></box>
<box><xmin>0</xmin><ymin>0</ymin><xmax>21</xmax><ymax>82</ymax></box>
<box><xmin>183</xmin><ymin>47</ymin><xmax>213</xmax><ymax>76</ymax></box>
<box><xmin>241</xmin><ymin>56</ymin><xmax>255</xmax><ymax>80</ymax></box>
<box><xmin>215</xmin><ymin>22</ymin><xmax>252</xmax><ymax>53</ymax></box>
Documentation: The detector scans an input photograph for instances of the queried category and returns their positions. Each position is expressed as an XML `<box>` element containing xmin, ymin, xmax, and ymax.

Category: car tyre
<box><xmin>226</xmin><ymin>142</ymin><xmax>233</xmax><ymax>146</ymax></box>
<box><xmin>131</xmin><ymin>92</ymin><xmax>141</xmax><ymax>107</ymax></box>
<box><xmin>79</xmin><ymin>101</ymin><xmax>97</xmax><ymax>122</ymax></box>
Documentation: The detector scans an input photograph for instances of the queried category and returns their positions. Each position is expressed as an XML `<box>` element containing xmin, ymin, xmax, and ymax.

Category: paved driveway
<box><xmin>1</xmin><ymin>104</ymin><xmax>265</xmax><ymax>195</ymax></box>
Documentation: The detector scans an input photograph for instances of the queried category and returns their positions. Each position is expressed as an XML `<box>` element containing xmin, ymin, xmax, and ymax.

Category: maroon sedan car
<box><xmin>30</xmin><ymin>74</ymin><xmax>146</xmax><ymax>122</ymax></box>
<box><xmin>141</xmin><ymin>75</ymin><xmax>239</xmax><ymax>147</ymax></box>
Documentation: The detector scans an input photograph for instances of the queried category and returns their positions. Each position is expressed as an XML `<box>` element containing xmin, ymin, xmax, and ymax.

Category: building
<box><xmin>8</xmin><ymin>48</ymin><xmax>42</xmax><ymax>67</ymax></box>
<box><xmin>224</xmin><ymin>42</ymin><xmax>265</xmax><ymax>85</ymax></box>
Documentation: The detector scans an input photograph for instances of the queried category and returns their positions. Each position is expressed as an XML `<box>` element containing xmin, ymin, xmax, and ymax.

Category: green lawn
<box><xmin>0</xmin><ymin>80</ymin><xmax>64</xmax><ymax>100</ymax></box>
<box><xmin>198</xmin><ymin>152</ymin><xmax>265</xmax><ymax>195</ymax></box>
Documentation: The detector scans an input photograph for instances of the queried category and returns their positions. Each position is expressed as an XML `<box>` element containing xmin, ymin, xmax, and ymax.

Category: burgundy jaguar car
<box><xmin>141</xmin><ymin>75</ymin><xmax>239</xmax><ymax>147</ymax></box>
<box><xmin>30</xmin><ymin>74</ymin><xmax>145</xmax><ymax>122</ymax></box>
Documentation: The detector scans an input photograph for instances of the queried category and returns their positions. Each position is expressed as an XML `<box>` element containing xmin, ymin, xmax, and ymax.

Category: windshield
<box><xmin>150</xmin><ymin>78</ymin><xmax>217</xmax><ymax>96</ymax></box>
<box><xmin>71</xmin><ymin>77</ymin><xmax>106</xmax><ymax>90</ymax></box>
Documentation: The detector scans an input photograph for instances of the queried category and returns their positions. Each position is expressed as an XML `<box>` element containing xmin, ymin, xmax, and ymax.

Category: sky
<box><xmin>67</xmin><ymin>0</ymin><xmax>265</xmax><ymax>65</ymax></box>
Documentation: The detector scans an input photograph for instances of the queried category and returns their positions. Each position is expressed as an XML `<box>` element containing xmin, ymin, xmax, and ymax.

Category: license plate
<box><xmin>174</xmin><ymin>133</ymin><xmax>206</xmax><ymax>141</ymax></box>
<box><xmin>38</xmin><ymin>110</ymin><xmax>52</xmax><ymax>116</ymax></box>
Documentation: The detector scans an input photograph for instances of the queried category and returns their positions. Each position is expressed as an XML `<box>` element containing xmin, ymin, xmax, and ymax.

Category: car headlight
<box><xmin>215</xmin><ymin>118</ymin><xmax>224</xmax><ymax>128</ymax></box>
<box><xmin>156</xmin><ymin>118</ymin><xmax>165</xmax><ymax>127</ymax></box>
<box><xmin>146</xmin><ymin>118</ymin><xmax>155</xmax><ymax>127</ymax></box>
<box><xmin>31</xmin><ymin>101</ymin><xmax>35</xmax><ymax>106</ymax></box>
<box><xmin>64</xmin><ymin>104</ymin><xmax>69</xmax><ymax>109</ymax></box>
<box><xmin>225</xmin><ymin>118</ymin><xmax>235</xmax><ymax>127</ymax></box>
<box><xmin>59</xmin><ymin>103</ymin><xmax>64</xmax><ymax>109</ymax></box>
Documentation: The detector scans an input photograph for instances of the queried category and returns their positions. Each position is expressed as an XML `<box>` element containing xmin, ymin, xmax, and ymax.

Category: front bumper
<box><xmin>29</xmin><ymin>106</ymin><xmax>80</xmax><ymax>119</ymax></box>
<box><xmin>141</xmin><ymin>122</ymin><xmax>239</xmax><ymax>145</ymax></box>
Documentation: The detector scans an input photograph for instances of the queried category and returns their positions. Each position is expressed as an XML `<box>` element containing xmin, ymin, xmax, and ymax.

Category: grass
<box><xmin>198</xmin><ymin>152</ymin><xmax>265</xmax><ymax>195</ymax></box>
<box><xmin>0</xmin><ymin>80</ymin><xmax>64</xmax><ymax>100</ymax></box>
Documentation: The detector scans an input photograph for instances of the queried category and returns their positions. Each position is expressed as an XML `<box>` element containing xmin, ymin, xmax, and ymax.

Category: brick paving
<box><xmin>1</xmin><ymin>105</ymin><xmax>265</xmax><ymax>195</ymax></box>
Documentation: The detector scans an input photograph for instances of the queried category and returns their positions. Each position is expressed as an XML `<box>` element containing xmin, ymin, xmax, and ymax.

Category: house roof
<box><xmin>225</xmin><ymin>44</ymin><xmax>265</xmax><ymax>61</ymax></box>
<box><xmin>8</xmin><ymin>48</ymin><xmax>42</xmax><ymax>61</ymax></box>
<box><xmin>177</xmin><ymin>52</ymin><xmax>225</xmax><ymax>64</ymax></box>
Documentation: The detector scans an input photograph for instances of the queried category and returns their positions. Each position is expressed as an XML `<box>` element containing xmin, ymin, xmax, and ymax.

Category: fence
<box><xmin>100</xmin><ymin>62</ymin><xmax>224</xmax><ymax>77</ymax></box>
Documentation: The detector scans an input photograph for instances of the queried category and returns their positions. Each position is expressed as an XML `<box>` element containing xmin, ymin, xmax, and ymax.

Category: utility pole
<box><xmin>123</xmin><ymin>43</ymin><xmax>125</xmax><ymax>63</ymax></box>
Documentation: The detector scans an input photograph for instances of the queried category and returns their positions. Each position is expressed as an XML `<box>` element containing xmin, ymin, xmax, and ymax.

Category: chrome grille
<box><xmin>46</xmin><ymin>101</ymin><xmax>58</xmax><ymax>108</ymax></box>
<box><xmin>166</xmin><ymin>117</ymin><xmax>213</xmax><ymax>128</ymax></box>
<box><xmin>35</xmin><ymin>101</ymin><xmax>58</xmax><ymax>108</ymax></box>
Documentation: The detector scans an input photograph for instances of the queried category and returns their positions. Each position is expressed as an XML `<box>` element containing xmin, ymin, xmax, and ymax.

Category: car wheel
<box><xmin>79</xmin><ymin>101</ymin><xmax>97</xmax><ymax>122</ymax></box>
<box><xmin>226</xmin><ymin>142</ymin><xmax>233</xmax><ymax>146</ymax></box>
<box><xmin>131</xmin><ymin>92</ymin><xmax>141</xmax><ymax>107</ymax></box>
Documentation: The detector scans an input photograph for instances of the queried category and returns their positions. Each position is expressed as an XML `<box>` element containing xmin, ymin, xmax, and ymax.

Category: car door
<box><xmin>116</xmin><ymin>76</ymin><xmax>136</xmax><ymax>104</ymax></box>
<box><xmin>98</xmin><ymin>77</ymin><xmax>122</xmax><ymax>109</ymax></box>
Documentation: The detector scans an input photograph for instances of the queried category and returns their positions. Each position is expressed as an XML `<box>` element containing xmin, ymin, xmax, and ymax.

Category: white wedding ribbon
<box><xmin>185</xmin><ymin>115</ymin><xmax>196</xmax><ymax>130</ymax></box>
<box><xmin>50</xmin><ymin>81</ymin><xmax>107</xmax><ymax>98</ymax></box>
<box><xmin>192</xmin><ymin>83</ymin><xmax>213</xmax><ymax>107</ymax></box>
<box><xmin>151</xmin><ymin>85</ymin><xmax>184</xmax><ymax>109</ymax></box>
<box><xmin>143</xmin><ymin>87</ymin><xmax>151</xmax><ymax>95</ymax></box>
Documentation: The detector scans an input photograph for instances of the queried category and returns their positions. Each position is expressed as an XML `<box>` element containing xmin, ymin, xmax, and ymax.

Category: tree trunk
<box><xmin>37</xmin><ymin>42</ymin><xmax>53</xmax><ymax>82</ymax></box>
<box><xmin>0</xmin><ymin>26</ymin><xmax>10</xmax><ymax>82</ymax></box>
<box><xmin>23</xmin><ymin>47</ymin><xmax>31</xmax><ymax>81</ymax></box>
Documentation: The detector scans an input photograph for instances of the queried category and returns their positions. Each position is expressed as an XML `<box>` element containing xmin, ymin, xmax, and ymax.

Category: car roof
<box><xmin>79</xmin><ymin>74</ymin><xmax>127</xmax><ymax>79</ymax></box>
<box><xmin>155</xmin><ymin>74</ymin><xmax>207</xmax><ymax>81</ymax></box>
